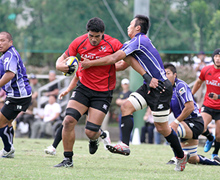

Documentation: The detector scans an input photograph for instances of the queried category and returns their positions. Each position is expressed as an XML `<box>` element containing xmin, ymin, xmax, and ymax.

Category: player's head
<box><xmin>212</xmin><ymin>48</ymin><xmax>220</xmax><ymax>68</ymax></box>
<box><xmin>86</xmin><ymin>17</ymin><xmax>105</xmax><ymax>46</ymax></box>
<box><xmin>127</xmin><ymin>15</ymin><xmax>150</xmax><ymax>38</ymax></box>
<box><xmin>164</xmin><ymin>63</ymin><xmax>177</xmax><ymax>85</ymax></box>
<box><xmin>0</xmin><ymin>31</ymin><xmax>13</xmax><ymax>53</ymax></box>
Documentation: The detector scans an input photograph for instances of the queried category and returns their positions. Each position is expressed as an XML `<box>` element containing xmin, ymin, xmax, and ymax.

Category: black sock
<box><xmin>64</xmin><ymin>151</ymin><xmax>73</xmax><ymax>162</ymax></box>
<box><xmin>213</xmin><ymin>140</ymin><xmax>220</xmax><ymax>155</ymax></box>
<box><xmin>198</xmin><ymin>155</ymin><xmax>219</xmax><ymax>165</ymax></box>
<box><xmin>165</xmin><ymin>129</ymin><xmax>184</xmax><ymax>158</ymax></box>
<box><xmin>9</xmin><ymin>126</ymin><xmax>14</xmax><ymax>144</ymax></box>
<box><xmin>0</xmin><ymin>125</ymin><xmax>11</xmax><ymax>152</ymax></box>
<box><xmin>202</xmin><ymin>129</ymin><xmax>214</xmax><ymax>141</ymax></box>
<box><xmin>100</xmin><ymin>128</ymin><xmax>106</xmax><ymax>139</ymax></box>
<box><xmin>121</xmin><ymin>115</ymin><xmax>133</xmax><ymax>146</ymax></box>
<box><xmin>52</xmin><ymin>125</ymin><xmax>63</xmax><ymax>149</ymax></box>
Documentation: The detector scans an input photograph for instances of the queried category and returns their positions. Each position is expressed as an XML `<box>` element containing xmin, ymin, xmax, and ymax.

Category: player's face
<box><xmin>0</xmin><ymin>33</ymin><xmax>13</xmax><ymax>53</ymax></box>
<box><xmin>127</xmin><ymin>18</ymin><xmax>137</xmax><ymax>39</ymax></box>
<box><xmin>213</xmin><ymin>54</ymin><xmax>220</xmax><ymax>68</ymax></box>
<box><xmin>88</xmin><ymin>31</ymin><xmax>104</xmax><ymax>46</ymax></box>
<box><xmin>165</xmin><ymin>68</ymin><xmax>176</xmax><ymax>86</ymax></box>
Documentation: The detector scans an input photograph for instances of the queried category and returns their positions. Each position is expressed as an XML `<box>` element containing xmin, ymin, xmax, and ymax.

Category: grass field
<box><xmin>0</xmin><ymin>138</ymin><xmax>219</xmax><ymax>180</ymax></box>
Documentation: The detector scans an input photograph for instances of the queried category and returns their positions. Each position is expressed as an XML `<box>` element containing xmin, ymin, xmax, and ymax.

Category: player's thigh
<box><xmin>87</xmin><ymin>107</ymin><xmax>106</xmax><ymax>126</ymax></box>
<box><xmin>180</xmin><ymin>121</ymin><xmax>193</xmax><ymax>139</ymax></box>
<box><xmin>201</xmin><ymin>112</ymin><xmax>212</xmax><ymax>130</ymax></box>
<box><xmin>66</xmin><ymin>99</ymin><xmax>88</xmax><ymax>116</ymax></box>
<box><xmin>0</xmin><ymin>112</ymin><xmax>11</xmax><ymax>128</ymax></box>
<box><xmin>121</xmin><ymin>100</ymin><xmax>136</xmax><ymax>116</ymax></box>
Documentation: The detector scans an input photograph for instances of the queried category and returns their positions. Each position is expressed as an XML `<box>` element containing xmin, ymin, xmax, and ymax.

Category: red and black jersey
<box><xmin>65</xmin><ymin>34</ymin><xmax>122</xmax><ymax>91</ymax></box>
<box><xmin>199</xmin><ymin>65</ymin><xmax>220</xmax><ymax>109</ymax></box>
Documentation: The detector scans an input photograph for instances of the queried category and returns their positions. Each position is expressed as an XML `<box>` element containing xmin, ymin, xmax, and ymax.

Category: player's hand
<box><xmin>208</xmin><ymin>92</ymin><xmax>218</xmax><ymax>100</ymax></box>
<box><xmin>58</xmin><ymin>90</ymin><xmax>69</xmax><ymax>100</ymax></box>
<box><xmin>56</xmin><ymin>57</ymin><xmax>69</xmax><ymax>73</ymax></box>
<box><xmin>149</xmin><ymin>78</ymin><xmax>165</xmax><ymax>93</ymax></box>
<box><xmin>81</xmin><ymin>57</ymin><xmax>91</xmax><ymax>70</ymax></box>
<box><xmin>169</xmin><ymin>121</ymin><xmax>179</xmax><ymax>132</ymax></box>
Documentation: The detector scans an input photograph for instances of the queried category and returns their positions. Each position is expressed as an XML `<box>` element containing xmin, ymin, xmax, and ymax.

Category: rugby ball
<box><xmin>63</xmin><ymin>56</ymin><xmax>79</xmax><ymax>76</ymax></box>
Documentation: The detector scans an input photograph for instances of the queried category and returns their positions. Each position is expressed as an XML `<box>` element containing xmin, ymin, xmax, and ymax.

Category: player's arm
<box><xmin>81</xmin><ymin>50</ymin><xmax>126</xmax><ymax>69</ymax></box>
<box><xmin>191</xmin><ymin>78</ymin><xmax>203</xmax><ymax>95</ymax></box>
<box><xmin>115</xmin><ymin>60</ymin><xmax>130</xmax><ymax>71</ymax></box>
<box><xmin>170</xmin><ymin>101</ymin><xmax>194</xmax><ymax>131</ymax></box>
<box><xmin>56</xmin><ymin>53</ymin><xmax>69</xmax><ymax>73</ymax></box>
<box><xmin>59</xmin><ymin>75</ymin><xmax>79</xmax><ymax>99</ymax></box>
<box><xmin>0</xmin><ymin>71</ymin><xmax>15</xmax><ymax>87</ymax></box>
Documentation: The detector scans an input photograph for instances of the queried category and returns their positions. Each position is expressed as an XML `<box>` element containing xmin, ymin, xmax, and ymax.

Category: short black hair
<box><xmin>86</xmin><ymin>17</ymin><xmax>105</xmax><ymax>32</ymax></box>
<box><xmin>0</xmin><ymin>31</ymin><xmax>13</xmax><ymax>41</ymax></box>
<box><xmin>134</xmin><ymin>15</ymin><xmax>150</xmax><ymax>34</ymax></box>
<box><xmin>164</xmin><ymin>63</ymin><xmax>177</xmax><ymax>74</ymax></box>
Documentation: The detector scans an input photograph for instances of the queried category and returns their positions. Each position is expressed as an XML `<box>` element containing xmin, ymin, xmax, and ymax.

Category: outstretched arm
<box><xmin>81</xmin><ymin>50</ymin><xmax>126</xmax><ymax>69</ymax></box>
<box><xmin>0</xmin><ymin>71</ymin><xmax>15</xmax><ymax>87</ymax></box>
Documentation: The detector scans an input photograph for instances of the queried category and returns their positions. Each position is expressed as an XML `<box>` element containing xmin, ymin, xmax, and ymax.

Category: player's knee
<box><xmin>63</xmin><ymin>115</ymin><xmax>77</xmax><ymax>128</ymax></box>
<box><xmin>85</xmin><ymin>129</ymin><xmax>98</xmax><ymax>139</ymax></box>
<box><xmin>65</xmin><ymin>108</ymin><xmax>81</xmax><ymax>121</ymax></box>
<box><xmin>215</xmin><ymin>135</ymin><xmax>220</xmax><ymax>142</ymax></box>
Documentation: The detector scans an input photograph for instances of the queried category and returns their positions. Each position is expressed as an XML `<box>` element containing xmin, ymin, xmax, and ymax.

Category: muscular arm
<box><xmin>56</xmin><ymin>53</ymin><xmax>69</xmax><ymax>72</ymax></box>
<box><xmin>0</xmin><ymin>71</ymin><xmax>15</xmax><ymax>87</ymax></box>
<box><xmin>191</xmin><ymin>78</ymin><xmax>204</xmax><ymax>95</ymax></box>
<box><xmin>176</xmin><ymin>101</ymin><xmax>194</xmax><ymax>122</ymax></box>
<box><xmin>81</xmin><ymin>50</ymin><xmax>126</xmax><ymax>69</ymax></box>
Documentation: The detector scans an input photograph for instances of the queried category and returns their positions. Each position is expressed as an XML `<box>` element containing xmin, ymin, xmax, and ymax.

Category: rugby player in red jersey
<box><xmin>192</xmin><ymin>48</ymin><xmax>220</xmax><ymax>161</ymax></box>
<box><xmin>54</xmin><ymin>17</ymin><xmax>124</xmax><ymax>167</ymax></box>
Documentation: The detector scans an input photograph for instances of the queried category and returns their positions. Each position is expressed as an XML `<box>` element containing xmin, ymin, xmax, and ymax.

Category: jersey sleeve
<box><xmin>5</xmin><ymin>54</ymin><xmax>17</xmax><ymax>74</ymax></box>
<box><xmin>176</xmin><ymin>82</ymin><xmax>193</xmax><ymax>104</ymax></box>
<box><xmin>120</xmin><ymin>38</ymin><xmax>139</xmax><ymax>56</ymax></box>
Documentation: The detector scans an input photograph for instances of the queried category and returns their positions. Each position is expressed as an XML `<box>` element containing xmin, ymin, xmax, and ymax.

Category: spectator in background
<box><xmin>40</xmin><ymin>70</ymin><xmax>59</xmax><ymax>107</ymax></box>
<box><xmin>116</xmin><ymin>78</ymin><xmax>132</xmax><ymax>141</ymax></box>
<box><xmin>29</xmin><ymin>73</ymin><xmax>41</xmax><ymax>104</ymax></box>
<box><xmin>16</xmin><ymin>74</ymin><xmax>41</xmax><ymax>137</ymax></box>
<box><xmin>141</xmin><ymin>106</ymin><xmax>154</xmax><ymax>144</ymax></box>
<box><xmin>31</xmin><ymin>95</ymin><xmax>61</xmax><ymax>138</ymax></box>
<box><xmin>193</xmin><ymin>51</ymin><xmax>212</xmax><ymax>108</ymax></box>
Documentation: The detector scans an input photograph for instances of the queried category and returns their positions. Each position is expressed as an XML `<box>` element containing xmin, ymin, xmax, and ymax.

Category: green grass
<box><xmin>0</xmin><ymin>138</ymin><xmax>219</xmax><ymax>180</ymax></box>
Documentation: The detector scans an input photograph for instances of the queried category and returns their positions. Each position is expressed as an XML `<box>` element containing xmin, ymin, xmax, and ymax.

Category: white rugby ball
<box><xmin>63</xmin><ymin>56</ymin><xmax>79</xmax><ymax>76</ymax></box>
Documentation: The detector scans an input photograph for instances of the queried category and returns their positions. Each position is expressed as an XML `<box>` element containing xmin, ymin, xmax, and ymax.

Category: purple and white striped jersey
<box><xmin>0</xmin><ymin>46</ymin><xmax>32</xmax><ymax>98</ymax></box>
<box><xmin>121</xmin><ymin>33</ymin><xmax>167</xmax><ymax>82</ymax></box>
<box><xmin>171</xmin><ymin>78</ymin><xmax>200</xmax><ymax>119</ymax></box>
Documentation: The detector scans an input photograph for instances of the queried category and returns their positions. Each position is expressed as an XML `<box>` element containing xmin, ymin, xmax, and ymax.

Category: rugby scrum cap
<box><xmin>212</xmin><ymin>48</ymin><xmax>220</xmax><ymax>60</ymax></box>
<box><xmin>121</xmin><ymin>78</ymin><xmax>129</xmax><ymax>85</ymax></box>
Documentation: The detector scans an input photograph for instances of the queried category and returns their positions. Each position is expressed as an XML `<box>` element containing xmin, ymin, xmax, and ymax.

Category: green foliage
<box><xmin>1</xmin><ymin>0</ymin><xmax>220</xmax><ymax>66</ymax></box>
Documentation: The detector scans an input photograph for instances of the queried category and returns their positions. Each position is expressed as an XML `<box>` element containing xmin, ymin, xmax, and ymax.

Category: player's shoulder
<box><xmin>202</xmin><ymin>64</ymin><xmax>213</xmax><ymax>71</ymax></box>
<box><xmin>175</xmin><ymin>79</ymin><xmax>188</xmax><ymax>89</ymax></box>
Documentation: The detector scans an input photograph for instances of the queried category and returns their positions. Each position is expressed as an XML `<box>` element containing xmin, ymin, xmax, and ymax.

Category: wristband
<box><xmin>174</xmin><ymin>119</ymin><xmax>180</xmax><ymax>125</ymax></box>
<box><xmin>218</xmin><ymin>95</ymin><xmax>220</xmax><ymax>99</ymax></box>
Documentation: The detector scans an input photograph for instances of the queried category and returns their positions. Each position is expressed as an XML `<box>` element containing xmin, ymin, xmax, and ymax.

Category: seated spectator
<box><xmin>43</xmin><ymin>70</ymin><xmax>59</xmax><ymax>97</ymax></box>
<box><xmin>40</xmin><ymin>70</ymin><xmax>59</xmax><ymax>107</ymax></box>
<box><xmin>31</xmin><ymin>95</ymin><xmax>62</xmax><ymax>138</ymax></box>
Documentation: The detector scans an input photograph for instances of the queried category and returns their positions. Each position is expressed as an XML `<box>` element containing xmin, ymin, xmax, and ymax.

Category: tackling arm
<box><xmin>81</xmin><ymin>50</ymin><xmax>126</xmax><ymax>69</ymax></box>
